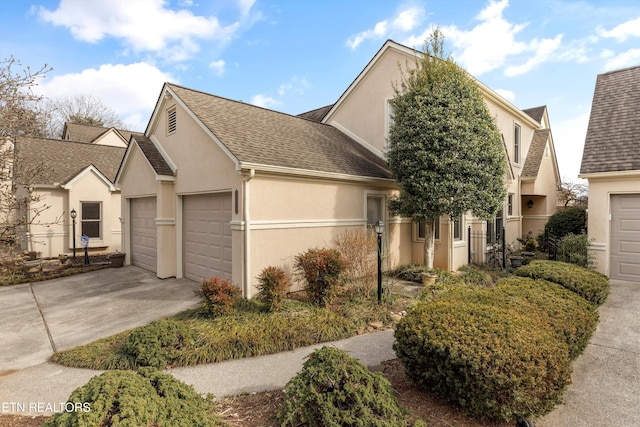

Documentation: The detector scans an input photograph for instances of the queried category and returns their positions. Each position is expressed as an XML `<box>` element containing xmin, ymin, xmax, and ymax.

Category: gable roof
<box><xmin>522</xmin><ymin>106</ymin><xmax>546</xmax><ymax>124</ymax></box>
<box><xmin>165</xmin><ymin>83</ymin><xmax>392</xmax><ymax>179</ymax></box>
<box><xmin>297</xmin><ymin>105</ymin><xmax>334</xmax><ymax>122</ymax></box>
<box><xmin>522</xmin><ymin>129</ymin><xmax>550</xmax><ymax>179</ymax></box>
<box><xmin>131</xmin><ymin>134</ymin><xmax>174</xmax><ymax>176</ymax></box>
<box><xmin>14</xmin><ymin>136</ymin><xmax>125</xmax><ymax>185</ymax></box>
<box><xmin>62</xmin><ymin>122</ymin><xmax>136</xmax><ymax>145</ymax></box>
<box><xmin>580</xmin><ymin>65</ymin><xmax>640</xmax><ymax>175</ymax></box>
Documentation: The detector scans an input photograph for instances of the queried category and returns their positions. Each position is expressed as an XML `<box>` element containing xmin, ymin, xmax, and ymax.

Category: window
<box><xmin>81</xmin><ymin>202</ymin><xmax>101</xmax><ymax>239</ymax></box>
<box><xmin>514</xmin><ymin>123</ymin><xmax>521</xmax><ymax>164</ymax></box>
<box><xmin>385</xmin><ymin>99</ymin><xmax>395</xmax><ymax>142</ymax></box>
<box><xmin>366</xmin><ymin>196</ymin><xmax>384</xmax><ymax>228</ymax></box>
<box><xmin>486</xmin><ymin>209</ymin><xmax>504</xmax><ymax>244</ymax></box>
<box><xmin>417</xmin><ymin>218</ymin><xmax>440</xmax><ymax>241</ymax></box>
<box><xmin>507</xmin><ymin>194</ymin><xmax>514</xmax><ymax>216</ymax></box>
<box><xmin>167</xmin><ymin>107</ymin><xmax>177</xmax><ymax>135</ymax></box>
<box><xmin>453</xmin><ymin>216</ymin><xmax>463</xmax><ymax>241</ymax></box>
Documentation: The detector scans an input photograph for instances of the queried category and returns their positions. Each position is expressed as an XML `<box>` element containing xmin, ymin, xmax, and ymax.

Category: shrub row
<box><xmin>43</xmin><ymin>368</ymin><xmax>222</xmax><ymax>427</ymax></box>
<box><xmin>394</xmin><ymin>273</ymin><xmax>600</xmax><ymax>422</ymax></box>
<box><xmin>516</xmin><ymin>260</ymin><xmax>610</xmax><ymax>305</ymax></box>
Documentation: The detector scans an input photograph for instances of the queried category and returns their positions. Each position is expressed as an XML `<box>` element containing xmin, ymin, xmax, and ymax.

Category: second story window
<box><xmin>514</xmin><ymin>123</ymin><xmax>521</xmax><ymax>164</ymax></box>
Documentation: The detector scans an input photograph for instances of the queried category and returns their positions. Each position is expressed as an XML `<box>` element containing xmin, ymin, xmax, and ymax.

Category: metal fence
<box><xmin>468</xmin><ymin>226</ymin><xmax>506</xmax><ymax>268</ymax></box>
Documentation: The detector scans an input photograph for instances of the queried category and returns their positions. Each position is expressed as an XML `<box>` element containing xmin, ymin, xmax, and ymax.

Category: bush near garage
<box><xmin>515</xmin><ymin>260</ymin><xmax>609</xmax><ymax>305</ymax></box>
<box><xmin>196</xmin><ymin>277</ymin><xmax>242</xmax><ymax>316</ymax></box>
<box><xmin>394</xmin><ymin>299</ymin><xmax>572</xmax><ymax>423</ymax></box>
<box><xmin>544</xmin><ymin>206</ymin><xmax>587</xmax><ymax>239</ymax></box>
<box><xmin>277</xmin><ymin>346</ymin><xmax>408</xmax><ymax>427</ymax></box>
<box><xmin>294</xmin><ymin>248</ymin><xmax>347</xmax><ymax>307</ymax></box>
<box><xmin>256</xmin><ymin>266</ymin><xmax>291</xmax><ymax>312</ymax></box>
<box><xmin>43</xmin><ymin>368</ymin><xmax>222</xmax><ymax>427</ymax></box>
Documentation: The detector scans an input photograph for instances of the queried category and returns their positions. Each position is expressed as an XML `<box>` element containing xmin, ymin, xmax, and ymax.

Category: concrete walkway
<box><xmin>0</xmin><ymin>268</ymin><xmax>638</xmax><ymax>426</ymax></box>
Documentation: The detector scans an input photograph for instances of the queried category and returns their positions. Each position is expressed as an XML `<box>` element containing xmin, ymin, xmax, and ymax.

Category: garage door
<box><xmin>130</xmin><ymin>197</ymin><xmax>157</xmax><ymax>273</ymax></box>
<box><xmin>183</xmin><ymin>193</ymin><xmax>232</xmax><ymax>283</ymax></box>
<box><xmin>611</xmin><ymin>194</ymin><xmax>640</xmax><ymax>282</ymax></box>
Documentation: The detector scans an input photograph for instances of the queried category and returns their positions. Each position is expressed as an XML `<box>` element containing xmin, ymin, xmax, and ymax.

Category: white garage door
<box><xmin>183</xmin><ymin>193</ymin><xmax>232</xmax><ymax>283</ymax></box>
<box><xmin>130</xmin><ymin>197</ymin><xmax>157</xmax><ymax>273</ymax></box>
<box><xmin>611</xmin><ymin>194</ymin><xmax>640</xmax><ymax>282</ymax></box>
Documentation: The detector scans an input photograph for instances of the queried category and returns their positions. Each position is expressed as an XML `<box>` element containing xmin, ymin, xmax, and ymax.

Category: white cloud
<box><xmin>277</xmin><ymin>76</ymin><xmax>311</xmax><ymax>96</ymax></box>
<box><xmin>37</xmin><ymin>0</ymin><xmax>242</xmax><ymax>62</ymax></box>
<box><xmin>505</xmin><ymin>34</ymin><xmax>563</xmax><ymax>76</ymax></box>
<box><xmin>36</xmin><ymin>62</ymin><xmax>175</xmax><ymax>132</ymax></box>
<box><xmin>251</xmin><ymin>94</ymin><xmax>281</xmax><ymax>108</ymax></box>
<box><xmin>597</xmin><ymin>16</ymin><xmax>640</xmax><ymax>42</ymax></box>
<box><xmin>553</xmin><ymin>112</ymin><xmax>590</xmax><ymax>181</ymax></box>
<box><xmin>603</xmin><ymin>48</ymin><xmax>640</xmax><ymax>71</ymax></box>
<box><xmin>494</xmin><ymin>89</ymin><xmax>515</xmax><ymax>102</ymax></box>
<box><xmin>346</xmin><ymin>6</ymin><xmax>424</xmax><ymax>49</ymax></box>
<box><xmin>209</xmin><ymin>60</ymin><xmax>226</xmax><ymax>76</ymax></box>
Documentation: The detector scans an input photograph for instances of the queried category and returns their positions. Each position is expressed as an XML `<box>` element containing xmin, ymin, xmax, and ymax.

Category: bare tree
<box><xmin>557</xmin><ymin>180</ymin><xmax>588</xmax><ymax>207</ymax></box>
<box><xmin>0</xmin><ymin>56</ymin><xmax>52</xmax><ymax>138</ymax></box>
<box><xmin>42</xmin><ymin>94</ymin><xmax>124</xmax><ymax>138</ymax></box>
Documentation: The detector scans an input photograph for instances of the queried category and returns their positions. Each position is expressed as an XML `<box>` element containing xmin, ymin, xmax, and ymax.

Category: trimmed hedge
<box><xmin>483</xmin><ymin>277</ymin><xmax>598</xmax><ymax>359</ymax></box>
<box><xmin>278</xmin><ymin>346</ymin><xmax>407</xmax><ymax>427</ymax></box>
<box><xmin>43</xmin><ymin>368</ymin><xmax>222</xmax><ymax>426</ymax></box>
<box><xmin>394</xmin><ymin>300</ymin><xmax>572</xmax><ymax>422</ymax></box>
<box><xmin>122</xmin><ymin>318</ymin><xmax>195</xmax><ymax>368</ymax></box>
<box><xmin>516</xmin><ymin>260</ymin><xmax>609</xmax><ymax>305</ymax></box>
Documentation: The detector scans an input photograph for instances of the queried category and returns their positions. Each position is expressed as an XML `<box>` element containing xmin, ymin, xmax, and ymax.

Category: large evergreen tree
<box><xmin>387</xmin><ymin>29</ymin><xmax>507</xmax><ymax>267</ymax></box>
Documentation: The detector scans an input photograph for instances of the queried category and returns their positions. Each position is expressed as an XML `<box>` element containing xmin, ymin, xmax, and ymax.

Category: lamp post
<box><xmin>373</xmin><ymin>218</ymin><xmax>384</xmax><ymax>304</ymax></box>
<box><xmin>70</xmin><ymin>208</ymin><xmax>77</xmax><ymax>259</ymax></box>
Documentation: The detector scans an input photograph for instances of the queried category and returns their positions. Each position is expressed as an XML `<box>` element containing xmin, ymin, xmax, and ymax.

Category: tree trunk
<box><xmin>423</xmin><ymin>219</ymin><xmax>435</xmax><ymax>269</ymax></box>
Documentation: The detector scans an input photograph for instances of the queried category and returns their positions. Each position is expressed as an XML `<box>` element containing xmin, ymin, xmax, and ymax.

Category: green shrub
<box><xmin>558</xmin><ymin>233</ymin><xmax>592</xmax><ymax>268</ymax></box>
<box><xmin>122</xmin><ymin>318</ymin><xmax>195</xmax><ymax>368</ymax></box>
<box><xmin>544</xmin><ymin>207</ymin><xmax>587</xmax><ymax>239</ymax></box>
<box><xmin>516</xmin><ymin>260</ymin><xmax>609</xmax><ymax>305</ymax></box>
<box><xmin>518</xmin><ymin>231</ymin><xmax>538</xmax><ymax>252</ymax></box>
<box><xmin>257</xmin><ymin>266</ymin><xmax>291</xmax><ymax>312</ymax></box>
<box><xmin>43</xmin><ymin>368</ymin><xmax>222</xmax><ymax>427</ymax></box>
<box><xmin>459</xmin><ymin>264</ymin><xmax>494</xmax><ymax>287</ymax></box>
<box><xmin>277</xmin><ymin>346</ymin><xmax>407</xmax><ymax>427</ymax></box>
<box><xmin>472</xmin><ymin>277</ymin><xmax>598</xmax><ymax>359</ymax></box>
<box><xmin>294</xmin><ymin>248</ymin><xmax>347</xmax><ymax>307</ymax></box>
<box><xmin>394</xmin><ymin>300</ymin><xmax>572</xmax><ymax>422</ymax></box>
<box><xmin>196</xmin><ymin>277</ymin><xmax>242</xmax><ymax>316</ymax></box>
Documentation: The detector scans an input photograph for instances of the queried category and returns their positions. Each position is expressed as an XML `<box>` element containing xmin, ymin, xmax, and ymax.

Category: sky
<box><xmin>2</xmin><ymin>0</ymin><xmax>640</xmax><ymax>184</ymax></box>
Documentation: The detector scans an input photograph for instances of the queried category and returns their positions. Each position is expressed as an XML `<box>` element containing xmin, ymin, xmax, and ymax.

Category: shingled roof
<box><xmin>167</xmin><ymin>84</ymin><xmax>391</xmax><ymax>179</ymax></box>
<box><xmin>580</xmin><ymin>65</ymin><xmax>640</xmax><ymax>174</ymax></box>
<box><xmin>522</xmin><ymin>129</ymin><xmax>550</xmax><ymax>179</ymax></box>
<box><xmin>15</xmin><ymin>136</ymin><xmax>125</xmax><ymax>185</ymax></box>
<box><xmin>62</xmin><ymin>122</ymin><xmax>135</xmax><ymax>144</ymax></box>
<box><xmin>130</xmin><ymin>134</ymin><xmax>174</xmax><ymax>176</ymax></box>
<box><xmin>297</xmin><ymin>104</ymin><xmax>334</xmax><ymax>122</ymax></box>
<box><xmin>522</xmin><ymin>106</ymin><xmax>546</xmax><ymax>124</ymax></box>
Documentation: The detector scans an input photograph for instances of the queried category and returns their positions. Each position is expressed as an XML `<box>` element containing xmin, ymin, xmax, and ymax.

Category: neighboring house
<box><xmin>61</xmin><ymin>122</ymin><xmax>132</xmax><ymax>148</ymax></box>
<box><xmin>13</xmin><ymin>134</ymin><xmax>127</xmax><ymax>257</ymax></box>
<box><xmin>116</xmin><ymin>40</ymin><xmax>561</xmax><ymax>296</ymax></box>
<box><xmin>579</xmin><ymin>65</ymin><xmax>640</xmax><ymax>283</ymax></box>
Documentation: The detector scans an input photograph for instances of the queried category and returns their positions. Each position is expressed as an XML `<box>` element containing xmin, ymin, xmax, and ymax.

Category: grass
<box><xmin>53</xmin><ymin>296</ymin><xmax>404</xmax><ymax>370</ymax></box>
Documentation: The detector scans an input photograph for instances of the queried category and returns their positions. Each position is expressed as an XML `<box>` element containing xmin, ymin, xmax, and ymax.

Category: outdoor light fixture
<box><xmin>527</xmin><ymin>200</ymin><xmax>534</xmax><ymax>209</ymax></box>
<box><xmin>374</xmin><ymin>218</ymin><xmax>385</xmax><ymax>304</ymax></box>
<box><xmin>70</xmin><ymin>208</ymin><xmax>77</xmax><ymax>259</ymax></box>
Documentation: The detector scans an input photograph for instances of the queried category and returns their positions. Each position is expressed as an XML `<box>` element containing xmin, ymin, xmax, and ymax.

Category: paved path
<box><xmin>0</xmin><ymin>268</ymin><xmax>638</xmax><ymax>426</ymax></box>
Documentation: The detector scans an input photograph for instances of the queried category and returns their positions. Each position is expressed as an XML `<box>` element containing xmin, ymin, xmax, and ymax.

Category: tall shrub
<box><xmin>544</xmin><ymin>206</ymin><xmax>587</xmax><ymax>239</ymax></box>
<box><xmin>257</xmin><ymin>266</ymin><xmax>291</xmax><ymax>312</ymax></box>
<box><xmin>196</xmin><ymin>277</ymin><xmax>241</xmax><ymax>316</ymax></box>
<box><xmin>294</xmin><ymin>248</ymin><xmax>346</xmax><ymax>307</ymax></box>
<box><xmin>332</xmin><ymin>227</ymin><xmax>377</xmax><ymax>298</ymax></box>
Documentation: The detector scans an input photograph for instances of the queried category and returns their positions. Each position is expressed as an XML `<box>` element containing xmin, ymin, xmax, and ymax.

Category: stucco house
<box><xmin>12</xmin><ymin>132</ymin><xmax>127</xmax><ymax>257</ymax></box>
<box><xmin>116</xmin><ymin>40</ymin><xmax>561</xmax><ymax>296</ymax></box>
<box><xmin>579</xmin><ymin>65</ymin><xmax>640</xmax><ymax>283</ymax></box>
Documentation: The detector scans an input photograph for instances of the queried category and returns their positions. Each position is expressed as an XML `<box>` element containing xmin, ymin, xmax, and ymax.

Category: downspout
<box><xmin>243</xmin><ymin>169</ymin><xmax>255</xmax><ymax>298</ymax></box>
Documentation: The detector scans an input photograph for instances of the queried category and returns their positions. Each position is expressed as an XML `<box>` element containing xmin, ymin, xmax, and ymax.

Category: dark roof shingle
<box><xmin>522</xmin><ymin>106</ymin><xmax>546</xmax><ymax>124</ymax></box>
<box><xmin>580</xmin><ymin>65</ymin><xmax>640</xmax><ymax>174</ymax></box>
<box><xmin>522</xmin><ymin>129</ymin><xmax>550</xmax><ymax>179</ymax></box>
<box><xmin>63</xmin><ymin>122</ymin><xmax>136</xmax><ymax>145</ymax></box>
<box><xmin>167</xmin><ymin>84</ymin><xmax>391</xmax><ymax>179</ymax></box>
<box><xmin>131</xmin><ymin>135</ymin><xmax>174</xmax><ymax>176</ymax></box>
<box><xmin>15</xmin><ymin>136</ymin><xmax>125</xmax><ymax>185</ymax></box>
<box><xmin>297</xmin><ymin>105</ymin><xmax>334</xmax><ymax>122</ymax></box>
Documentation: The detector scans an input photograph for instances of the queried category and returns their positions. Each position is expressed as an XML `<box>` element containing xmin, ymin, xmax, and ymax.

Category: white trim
<box><xmin>238</xmin><ymin>162</ymin><xmax>395</xmax><ymax>185</ymax></box>
<box><xmin>250</xmin><ymin>218</ymin><xmax>365</xmax><ymax>230</ymax></box>
<box><xmin>155</xmin><ymin>218</ymin><xmax>175</xmax><ymax>226</ymax></box>
<box><xmin>590</xmin><ymin>242</ymin><xmax>606</xmax><ymax>251</ymax></box>
<box><xmin>579</xmin><ymin>170</ymin><xmax>640</xmax><ymax>180</ymax></box>
<box><xmin>62</xmin><ymin>165</ymin><xmax>116</xmax><ymax>191</ymax></box>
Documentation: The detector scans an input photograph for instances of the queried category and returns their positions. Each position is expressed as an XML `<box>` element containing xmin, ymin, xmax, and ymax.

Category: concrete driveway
<box><xmin>0</xmin><ymin>266</ymin><xmax>200</xmax><ymax>372</ymax></box>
